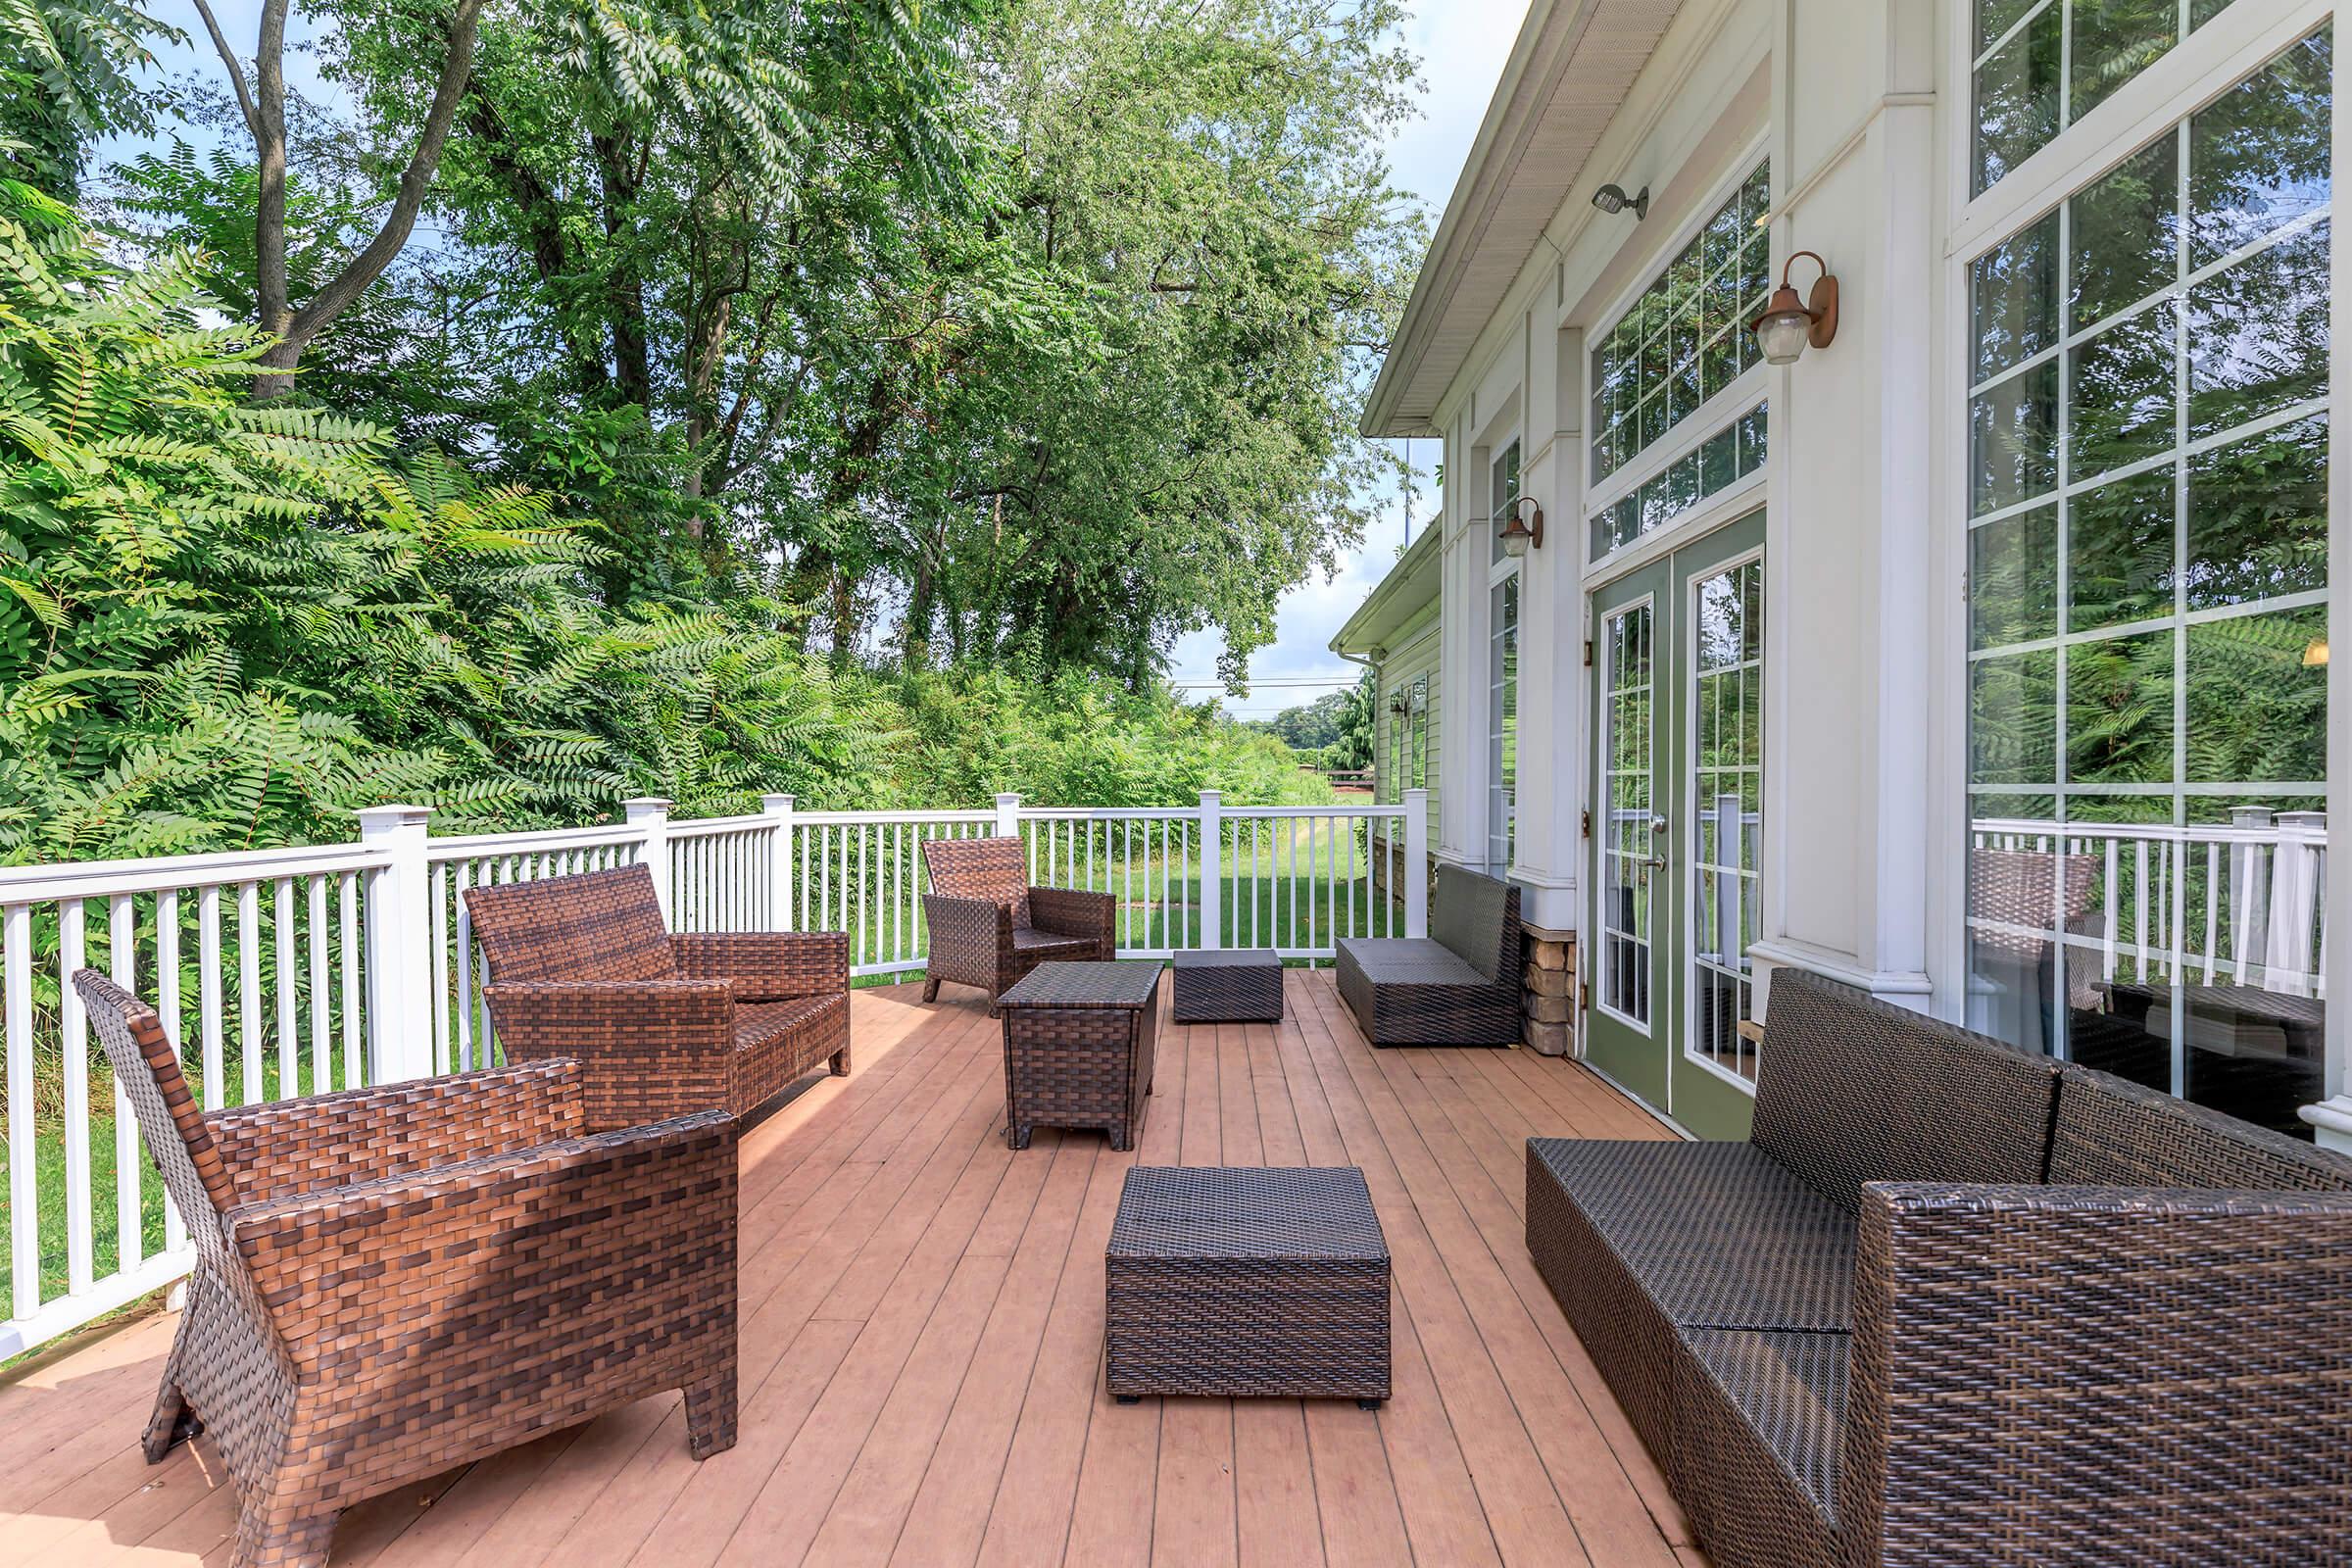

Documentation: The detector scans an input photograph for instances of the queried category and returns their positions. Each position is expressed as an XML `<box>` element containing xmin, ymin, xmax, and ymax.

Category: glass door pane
<box><xmin>1600</xmin><ymin>601</ymin><xmax>1657</xmax><ymax>1028</ymax></box>
<box><xmin>1690</xmin><ymin>558</ymin><xmax>1763</xmax><ymax>1084</ymax></box>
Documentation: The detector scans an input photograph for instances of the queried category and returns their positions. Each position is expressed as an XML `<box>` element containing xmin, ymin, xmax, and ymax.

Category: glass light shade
<box><xmin>1500</xmin><ymin>521</ymin><xmax>1532</xmax><ymax>558</ymax></box>
<box><xmin>1753</xmin><ymin>300</ymin><xmax>1813</xmax><ymax>366</ymax></box>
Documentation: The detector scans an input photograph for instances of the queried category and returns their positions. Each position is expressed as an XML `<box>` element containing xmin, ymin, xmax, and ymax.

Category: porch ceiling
<box><xmin>1361</xmin><ymin>0</ymin><xmax>1688</xmax><ymax>439</ymax></box>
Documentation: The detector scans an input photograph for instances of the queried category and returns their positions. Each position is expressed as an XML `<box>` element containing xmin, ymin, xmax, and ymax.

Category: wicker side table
<box><xmin>1171</xmin><ymin>949</ymin><xmax>1285</xmax><ymax>1023</ymax></box>
<box><xmin>1105</xmin><ymin>1165</ymin><xmax>1390</xmax><ymax>1408</ymax></box>
<box><xmin>997</xmin><ymin>960</ymin><xmax>1163</xmax><ymax>1151</ymax></box>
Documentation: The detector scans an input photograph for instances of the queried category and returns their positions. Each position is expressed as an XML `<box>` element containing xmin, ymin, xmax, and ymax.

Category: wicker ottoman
<box><xmin>997</xmin><ymin>960</ymin><xmax>1163</xmax><ymax>1151</ymax></box>
<box><xmin>1105</xmin><ymin>1165</ymin><xmax>1390</xmax><ymax>1408</ymax></box>
<box><xmin>1170</xmin><ymin>948</ymin><xmax>1285</xmax><ymax>1023</ymax></box>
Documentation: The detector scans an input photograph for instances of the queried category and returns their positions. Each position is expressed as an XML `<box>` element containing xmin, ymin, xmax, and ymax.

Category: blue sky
<box><xmin>1173</xmin><ymin>1</ymin><xmax>1529</xmax><ymax>720</ymax></box>
<box><xmin>133</xmin><ymin>2</ymin><xmax>1531</xmax><ymax>713</ymax></box>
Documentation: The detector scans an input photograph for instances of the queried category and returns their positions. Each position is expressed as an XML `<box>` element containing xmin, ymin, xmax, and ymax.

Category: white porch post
<box><xmin>625</xmin><ymin>798</ymin><xmax>673</xmax><ymax>923</ymax></box>
<box><xmin>1404</xmin><ymin>788</ymin><xmax>1430</xmax><ymax>939</ymax></box>
<box><xmin>995</xmin><ymin>792</ymin><xmax>1022</xmax><ymax>840</ymax></box>
<box><xmin>357</xmin><ymin>805</ymin><xmax>433</xmax><ymax>1083</ymax></box>
<box><xmin>763</xmin><ymin>794</ymin><xmax>796</xmax><ymax>931</ymax></box>
<box><xmin>1199</xmin><ymin>790</ymin><xmax>1223</xmax><ymax>951</ymax></box>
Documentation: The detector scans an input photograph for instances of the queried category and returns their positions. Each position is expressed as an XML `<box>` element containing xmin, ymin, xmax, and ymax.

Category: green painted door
<box><xmin>1587</xmin><ymin>512</ymin><xmax>1766</xmax><ymax>1140</ymax></box>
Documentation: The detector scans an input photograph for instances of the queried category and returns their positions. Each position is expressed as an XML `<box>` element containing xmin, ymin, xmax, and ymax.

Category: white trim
<box><xmin>1748</xmin><ymin>938</ymin><xmax>1936</xmax><ymax>996</ymax></box>
<box><xmin>1586</xmin><ymin>374</ymin><xmax>1770</xmax><ymax>521</ymax></box>
<box><xmin>1584</xmin><ymin>470</ymin><xmax>1768</xmax><ymax>591</ymax></box>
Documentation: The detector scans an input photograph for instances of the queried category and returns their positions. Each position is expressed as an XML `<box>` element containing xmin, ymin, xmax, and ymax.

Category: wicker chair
<box><xmin>1525</xmin><ymin>967</ymin><xmax>2352</xmax><ymax>1568</ymax></box>
<box><xmin>74</xmin><ymin>969</ymin><xmax>738</xmax><ymax>1568</ymax></box>
<box><xmin>1334</xmin><ymin>862</ymin><xmax>1523</xmax><ymax>1046</ymax></box>
<box><xmin>465</xmin><ymin>862</ymin><xmax>849</xmax><ymax>1133</ymax></box>
<box><xmin>918</xmin><ymin>835</ymin><xmax>1114</xmax><ymax>1009</ymax></box>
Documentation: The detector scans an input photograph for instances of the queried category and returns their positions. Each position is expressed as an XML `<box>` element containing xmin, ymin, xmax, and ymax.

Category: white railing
<box><xmin>1</xmin><ymin>788</ymin><xmax>1427</xmax><ymax>1357</ymax></box>
<box><xmin>1968</xmin><ymin>808</ymin><xmax>2328</xmax><ymax>999</ymax></box>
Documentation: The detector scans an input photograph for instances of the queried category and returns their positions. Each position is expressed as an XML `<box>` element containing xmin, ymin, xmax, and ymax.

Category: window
<box><xmin>1592</xmin><ymin>404</ymin><xmax>1767</xmax><ymax>558</ymax></box>
<box><xmin>1488</xmin><ymin>574</ymin><xmax>1519</xmax><ymax>872</ymax></box>
<box><xmin>1409</xmin><ymin>675</ymin><xmax>1429</xmax><ymax>790</ymax></box>
<box><xmin>1599</xmin><ymin>603</ymin><xmax>1654</xmax><ymax>1026</ymax></box>
<box><xmin>1972</xmin><ymin>0</ymin><xmax>2247</xmax><ymax>198</ymax></box>
<box><xmin>1690</xmin><ymin>559</ymin><xmax>1764</xmax><ymax>1083</ymax></box>
<box><xmin>1964</xmin><ymin>26</ymin><xmax>2330</xmax><ymax>1140</ymax></box>
<box><xmin>1489</xmin><ymin>440</ymin><xmax>1521</xmax><ymax>564</ymax></box>
<box><xmin>1592</xmin><ymin>161</ymin><xmax>1771</xmax><ymax>487</ymax></box>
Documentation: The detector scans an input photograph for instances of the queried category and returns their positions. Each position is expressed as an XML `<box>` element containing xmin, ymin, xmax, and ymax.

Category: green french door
<box><xmin>1587</xmin><ymin>512</ymin><xmax>1765</xmax><ymax>1140</ymax></box>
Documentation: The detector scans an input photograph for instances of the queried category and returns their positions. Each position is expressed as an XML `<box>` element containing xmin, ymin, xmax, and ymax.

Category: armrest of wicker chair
<box><xmin>1029</xmin><ymin>886</ymin><xmax>1116</xmax><ymax>956</ymax></box>
<box><xmin>205</xmin><ymin>1058</ymin><xmax>586</xmax><ymax>1203</ymax></box>
<box><xmin>921</xmin><ymin>892</ymin><xmax>1014</xmax><ymax>988</ymax></box>
<box><xmin>672</xmin><ymin>931</ymin><xmax>849</xmax><ymax>1000</ymax></box>
<box><xmin>227</xmin><ymin>1109</ymin><xmax>737</xmax><ymax>1373</ymax></box>
<box><xmin>1843</xmin><ymin>1180</ymin><xmax>2352</xmax><ymax>1561</ymax></box>
<box><xmin>483</xmin><ymin>977</ymin><xmax>738</xmax><ymax>1131</ymax></box>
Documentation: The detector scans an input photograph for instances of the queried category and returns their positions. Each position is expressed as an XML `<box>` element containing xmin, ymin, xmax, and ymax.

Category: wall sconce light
<box><xmin>1751</xmin><ymin>250</ymin><xmax>1838</xmax><ymax>365</ymax></box>
<box><xmin>1388</xmin><ymin>694</ymin><xmax>1409</xmax><ymax>717</ymax></box>
<box><xmin>1592</xmin><ymin>182</ymin><xmax>1648</xmax><ymax>220</ymax></box>
<box><xmin>1497</xmin><ymin>496</ymin><xmax>1544</xmax><ymax>558</ymax></box>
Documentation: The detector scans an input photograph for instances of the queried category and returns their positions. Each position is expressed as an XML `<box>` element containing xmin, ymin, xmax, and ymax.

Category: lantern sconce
<box><xmin>1497</xmin><ymin>495</ymin><xmax>1544</xmax><ymax>558</ymax></box>
<box><xmin>1750</xmin><ymin>250</ymin><xmax>1839</xmax><ymax>366</ymax></box>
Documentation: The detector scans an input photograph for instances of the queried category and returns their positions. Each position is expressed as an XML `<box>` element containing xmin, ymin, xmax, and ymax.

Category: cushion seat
<box><xmin>1531</xmin><ymin>1139</ymin><xmax>1856</xmax><ymax>1332</ymax></box>
<box><xmin>1334</xmin><ymin>936</ymin><xmax>1490</xmax><ymax>986</ymax></box>
<box><xmin>1012</xmin><ymin>926</ymin><xmax>1101</xmax><ymax>956</ymax></box>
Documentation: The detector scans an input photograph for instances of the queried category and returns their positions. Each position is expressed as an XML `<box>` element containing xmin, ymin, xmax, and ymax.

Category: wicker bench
<box><xmin>1526</xmin><ymin>966</ymin><xmax>2352</xmax><ymax>1568</ymax></box>
<box><xmin>1335</xmin><ymin>862</ymin><xmax>1521</xmax><ymax>1046</ymax></box>
<box><xmin>1105</xmin><ymin>1165</ymin><xmax>1389</xmax><ymax>1407</ymax></box>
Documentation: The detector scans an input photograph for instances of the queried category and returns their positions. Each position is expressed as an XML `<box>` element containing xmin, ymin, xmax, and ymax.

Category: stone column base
<box><xmin>1522</xmin><ymin>927</ymin><xmax>1577</xmax><ymax>1056</ymax></box>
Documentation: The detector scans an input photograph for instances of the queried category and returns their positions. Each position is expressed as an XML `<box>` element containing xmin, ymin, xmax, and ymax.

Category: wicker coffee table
<box><xmin>1105</xmin><ymin>1165</ymin><xmax>1390</xmax><ymax>1408</ymax></box>
<box><xmin>997</xmin><ymin>960</ymin><xmax>1163</xmax><ymax>1151</ymax></box>
<box><xmin>1171</xmin><ymin>948</ymin><xmax>1285</xmax><ymax>1023</ymax></box>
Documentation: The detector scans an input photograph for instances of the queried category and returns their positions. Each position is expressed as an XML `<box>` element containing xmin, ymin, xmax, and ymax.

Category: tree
<box><xmin>191</xmin><ymin>0</ymin><xmax>485</xmax><ymax>397</ymax></box>
<box><xmin>0</xmin><ymin>0</ymin><xmax>173</xmax><ymax>196</ymax></box>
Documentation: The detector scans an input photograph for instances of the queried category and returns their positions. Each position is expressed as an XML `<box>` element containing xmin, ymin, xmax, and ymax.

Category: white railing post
<box><xmin>1404</xmin><ymin>788</ymin><xmax>1430</xmax><ymax>939</ymax></box>
<box><xmin>625</xmin><ymin>798</ymin><xmax>674</xmax><ymax>922</ymax></box>
<box><xmin>357</xmin><ymin>805</ymin><xmax>433</xmax><ymax>1083</ymax></box>
<box><xmin>763</xmin><ymin>794</ymin><xmax>796</xmax><ymax>931</ymax></box>
<box><xmin>996</xmin><ymin>792</ymin><xmax>1022</xmax><ymax>839</ymax></box>
<box><xmin>1199</xmin><ymin>790</ymin><xmax>1223</xmax><ymax>951</ymax></box>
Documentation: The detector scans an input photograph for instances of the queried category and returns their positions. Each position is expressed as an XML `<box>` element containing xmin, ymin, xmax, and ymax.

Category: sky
<box><xmin>1173</xmin><ymin>1</ymin><xmax>1534</xmax><ymax>721</ymax></box>
<box><xmin>131</xmin><ymin>1</ymin><xmax>1533</xmax><ymax>715</ymax></box>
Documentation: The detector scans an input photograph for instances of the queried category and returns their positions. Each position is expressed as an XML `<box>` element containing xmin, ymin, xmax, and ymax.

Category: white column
<box><xmin>762</xmin><ymin>794</ymin><xmax>796</xmax><ymax>931</ymax></box>
<box><xmin>995</xmin><ymin>792</ymin><xmax>1022</xmax><ymax>839</ymax></box>
<box><xmin>357</xmin><ymin>804</ymin><xmax>432</xmax><ymax>1083</ymax></box>
<box><xmin>625</xmin><ymin>798</ymin><xmax>673</xmax><ymax>923</ymax></box>
<box><xmin>1198</xmin><ymin>790</ymin><xmax>1223</xmax><ymax>951</ymax></box>
<box><xmin>1404</xmin><ymin>788</ymin><xmax>1431</xmax><ymax>939</ymax></box>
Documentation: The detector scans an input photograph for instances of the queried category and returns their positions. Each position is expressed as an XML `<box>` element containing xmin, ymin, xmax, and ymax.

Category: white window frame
<box><xmin>1585</xmin><ymin>135</ymin><xmax>1774</xmax><ymax>528</ymax></box>
<box><xmin>1934</xmin><ymin>0</ymin><xmax>2347</xmax><ymax>1087</ymax></box>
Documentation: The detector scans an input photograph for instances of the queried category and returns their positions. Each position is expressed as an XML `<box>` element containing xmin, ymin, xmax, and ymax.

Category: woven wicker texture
<box><xmin>1674</xmin><ymin>1329</ymin><xmax>1848</xmax><ymax>1568</ymax></box>
<box><xmin>998</xmin><ymin>961</ymin><xmax>1161</xmax><ymax>1151</ymax></box>
<box><xmin>466</xmin><ymin>866</ymin><xmax>850</xmax><ymax>1132</ymax></box>
<box><xmin>2050</xmin><ymin>1061</ymin><xmax>2352</xmax><ymax>1191</ymax></box>
<box><xmin>73</xmin><ymin>968</ymin><xmax>741</xmax><ymax>1568</ymax></box>
<box><xmin>1334</xmin><ymin>865</ymin><xmax>1522</xmax><ymax>1046</ymax></box>
<box><xmin>1528</xmin><ymin>1139</ymin><xmax>1856</xmax><ymax>1330</ymax></box>
<box><xmin>1749</xmin><ymin>967</ymin><xmax>2058</xmax><ymax>1211</ymax></box>
<box><xmin>918</xmin><ymin>837</ymin><xmax>1115</xmax><ymax>1007</ymax></box>
<box><xmin>1845</xmin><ymin>1180</ymin><xmax>2352</xmax><ymax>1568</ymax></box>
<box><xmin>1105</xmin><ymin>1166</ymin><xmax>1390</xmax><ymax>1402</ymax></box>
<box><xmin>1169</xmin><ymin>949</ymin><xmax>1285</xmax><ymax>1023</ymax></box>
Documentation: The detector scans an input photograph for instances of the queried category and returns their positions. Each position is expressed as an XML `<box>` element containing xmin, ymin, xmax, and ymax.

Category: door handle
<box><xmin>1645</xmin><ymin>814</ymin><xmax>1668</xmax><ymax>869</ymax></box>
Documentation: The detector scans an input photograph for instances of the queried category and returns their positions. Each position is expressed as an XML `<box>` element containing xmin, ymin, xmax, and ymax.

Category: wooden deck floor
<box><xmin>0</xmin><ymin>969</ymin><xmax>1697</xmax><ymax>1568</ymax></box>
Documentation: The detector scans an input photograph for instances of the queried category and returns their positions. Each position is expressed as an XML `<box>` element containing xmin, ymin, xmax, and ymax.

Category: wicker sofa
<box><xmin>918</xmin><ymin>835</ymin><xmax>1115</xmax><ymax>1009</ymax></box>
<box><xmin>1335</xmin><ymin>862</ymin><xmax>1522</xmax><ymax>1046</ymax></box>
<box><xmin>1527</xmin><ymin>966</ymin><xmax>2352</xmax><ymax>1568</ymax></box>
<box><xmin>74</xmin><ymin>969</ymin><xmax>738</xmax><ymax>1568</ymax></box>
<box><xmin>466</xmin><ymin>862</ymin><xmax>849</xmax><ymax>1132</ymax></box>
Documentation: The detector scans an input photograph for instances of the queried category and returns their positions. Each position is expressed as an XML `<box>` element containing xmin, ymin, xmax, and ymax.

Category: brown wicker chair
<box><xmin>465</xmin><ymin>862</ymin><xmax>849</xmax><ymax>1133</ymax></box>
<box><xmin>919</xmin><ymin>835</ymin><xmax>1114</xmax><ymax>1010</ymax></box>
<box><xmin>1526</xmin><ymin>967</ymin><xmax>2352</xmax><ymax>1568</ymax></box>
<box><xmin>1335</xmin><ymin>862</ymin><xmax>1523</xmax><ymax>1046</ymax></box>
<box><xmin>74</xmin><ymin>968</ymin><xmax>738</xmax><ymax>1568</ymax></box>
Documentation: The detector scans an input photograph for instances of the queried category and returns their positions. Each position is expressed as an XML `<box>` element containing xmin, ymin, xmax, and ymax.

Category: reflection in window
<box><xmin>1964</xmin><ymin>27</ymin><xmax>2331</xmax><ymax>1140</ymax></box>
<box><xmin>1600</xmin><ymin>605</ymin><xmax>1653</xmax><ymax>1027</ymax></box>
<box><xmin>1972</xmin><ymin>0</ymin><xmax>2247</xmax><ymax>196</ymax></box>
<box><xmin>1592</xmin><ymin>404</ymin><xmax>1766</xmax><ymax>559</ymax></box>
<box><xmin>1592</xmin><ymin>162</ymin><xmax>1770</xmax><ymax>486</ymax></box>
<box><xmin>1690</xmin><ymin>559</ymin><xmax>1763</xmax><ymax>1084</ymax></box>
<box><xmin>1488</xmin><ymin>575</ymin><xmax>1518</xmax><ymax>873</ymax></box>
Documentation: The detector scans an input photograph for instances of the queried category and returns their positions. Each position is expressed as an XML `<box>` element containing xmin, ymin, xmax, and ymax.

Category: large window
<box><xmin>1592</xmin><ymin>161</ymin><xmax>1771</xmax><ymax>487</ymax></box>
<box><xmin>1965</xmin><ymin>24</ymin><xmax>2330</xmax><ymax>1139</ymax></box>
<box><xmin>1489</xmin><ymin>574</ymin><xmax>1519</xmax><ymax>872</ymax></box>
<box><xmin>1974</xmin><ymin>0</ymin><xmax>2248</xmax><ymax>197</ymax></box>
